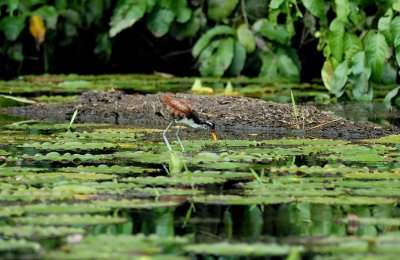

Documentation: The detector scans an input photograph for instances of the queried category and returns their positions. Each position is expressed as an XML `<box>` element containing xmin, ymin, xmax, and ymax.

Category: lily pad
<box><xmin>184</xmin><ymin>242</ymin><xmax>304</xmax><ymax>256</ymax></box>
<box><xmin>13</xmin><ymin>214</ymin><xmax>127</xmax><ymax>226</ymax></box>
<box><xmin>0</xmin><ymin>225</ymin><xmax>84</xmax><ymax>239</ymax></box>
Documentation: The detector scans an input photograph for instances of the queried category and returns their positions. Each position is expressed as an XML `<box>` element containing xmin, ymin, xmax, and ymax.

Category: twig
<box><xmin>306</xmin><ymin>118</ymin><xmax>343</xmax><ymax>131</ymax></box>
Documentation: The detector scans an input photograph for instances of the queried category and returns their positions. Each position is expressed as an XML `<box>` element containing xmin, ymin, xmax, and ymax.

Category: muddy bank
<box><xmin>2</xmin><ymin>91</ymin><xmax>399</xmax><ymax>139</ymax></box>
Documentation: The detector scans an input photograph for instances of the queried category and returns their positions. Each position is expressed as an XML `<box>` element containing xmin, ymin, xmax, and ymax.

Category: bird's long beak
<box><xmin>211</xmin><ymin>131</ymin><xmax>218</xmax><ymax>141</ymax></box>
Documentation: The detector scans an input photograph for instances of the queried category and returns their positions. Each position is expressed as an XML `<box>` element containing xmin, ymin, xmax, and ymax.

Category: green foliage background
<box><xmin>1</xmin><ymin>0</ymin><xmax>400</xmax><ymax>104</ymax></box>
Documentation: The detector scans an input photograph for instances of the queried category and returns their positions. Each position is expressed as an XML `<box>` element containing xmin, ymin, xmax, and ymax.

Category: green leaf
<box><xmin>211</xmin><ymin>37</ymin><xmax>235</xmax><ymax>77</ymax></box>
<box><xmin>199</xmin><ymin>38</ymin><xmax>235</xmax><ymax>77</ymax></box>
<box><xmin>335</xmin><ymin>0</ymin><xmax>349</xmax><ymax>22</ymax></box>
<box><xmin>270</xmin><ymin>0</ymin><xmax>286</xmax><ymax>9</ymax></box>
<box><xmin>260</xmin><ymin>53</ymin><xmax>278</xmax><ymax>80</ymax></box>
<box><xmin>7</xmin><ymin>0</ymin><xmax>19</xmax><ymax>15</ymax></box>
<box><xmin>364</xmin><ymin>32</ymin><xmax>388</xmax><ymax>82</ymax></box>
<box><xmin>330</xmin><ymin>60</ymin><xmax>350</xmax><ymax>97</ymax></box>
<box><xmin>384</xmin><ymin>86</ymin><xmax>400</xmax><ymax>109</ymax></box>
<box><xmin>394</xmin><ymin>0</ymin><xmax>400</xmax><ymax>12</ymax></box>
<box><xmin>169</xmin><ymin>9</ymin><xmax>202</xmax><ymax>40</ymax></box>
<box><xmin>207</xmin><ymin>0</ymin><xmax>239</xmax><ymax>21</ymax></box>
<box><xmin>237</xmin><ymin>24</ymin><xmax>256</xmax><ymax>53</ymax></box>
<box><xmin>391</xmin><ymin>16</ymin><xmax>400</xmax><ymax>47</ymax></box>
<box><xmin>7</xmin><ymin>43</ymin><xmax>23</xmax><ymax>61</ymax></box>
<box><xmin>109</xmin><ymin>0</ymin><xmax>146</xmax><ymax>37</ymax></box>
<box><xmin>321</xmin><ymin>60</ymin><xmax>334</xmax><ymax>91</ymax></box>
<box><xmin>328</xmin><ymin>18</ymin><xmax>345</xmax><ymax>63</ymax></box>
<box><xmin>0</xmin><ymin>15</ymin><xmax>26</xmax><ymax>41</ymax></box>
<box><xmin>33</xmin><ymin>5</ymin><xmax>58</xmax><ymax>29</ymax></box>
<box><xmin>301</xmin><ymin>0</ymin><xmax>325</xmax><ymax>18</ymax></box>
<box><xmin>378</xmin><ymin>8</ymin><xmax>393</xmax><ymax>43</ymax></box>
<box><xmin>192</xmin><ymin>25</ymin><xmax>235</xmax><ymax>57</ymax></box>
<box><xmin>350</xmin><ymin>51</ymin><xmax>370</xmax><ymax>76</ymax></box>
<box><xmin>227</xmin><ymin>41</ymin><xmax>247</xmax><ymax>75</ymax></box>
<box><xmin>253</xmin><ymin>18</ymin><xmax>291</xmax><ymax>45</ymax></box>
<box><xmin>171</xmin><ymin>0</ymin><xmax>192</xmax><ymax>23</ymax></box>
<box><xmin>277</xmin><ymin>53</ymin><xmax>300</xmax><ymax>82</ymax></box>
<box><xmin>343</xmin><ymin>33</ymin><xmax>361</xmax><ymax>61</ymax></box>
<box><xmin>146</xmin><ymin>9</ymin><xmax>175</xmax><ymax>37</ymax></box>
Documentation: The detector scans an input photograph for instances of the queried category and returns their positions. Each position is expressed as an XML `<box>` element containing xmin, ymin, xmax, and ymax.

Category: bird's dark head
<box><xmin>203</xmin><ymin>121</ymin><xmax>217</xmax><ymax>141</ymax></box>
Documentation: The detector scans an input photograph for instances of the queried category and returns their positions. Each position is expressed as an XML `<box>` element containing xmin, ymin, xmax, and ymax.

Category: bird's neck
<box><xmin>187</xmin><ymin>110</ymin><xmax>204</xmax><ymax>125</ymax></box>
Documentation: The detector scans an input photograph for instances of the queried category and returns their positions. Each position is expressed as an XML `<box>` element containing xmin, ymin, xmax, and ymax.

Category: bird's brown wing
<box><xmin>162</xmin><ymin>95</ymin><xmax>194</xmax><ymax>119</ymax></box>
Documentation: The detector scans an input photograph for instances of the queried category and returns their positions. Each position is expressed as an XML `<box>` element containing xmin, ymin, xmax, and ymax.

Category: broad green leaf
<box><xmin>237</xmin><ymin>24</ymin><xmax>256</xmax><ymax>53</ymax></box>
<box><xmin>321</xmin><ymin>60</ymin><xmax>334</xmax><ymax>91</ymax></box>
<box><xmin>330</xmin><ymin>60</ymin><xmax>350</xmax><ymax>97</ymax></box>
<box><xmin>277</xmin><ymin>53</ymin><xmax>300</xmax><ymax>82</ymax></box>
<box><xmin>364</xmin><ymin>32</ymin><xmax>388</xmax><ymax>82</ymax></box>
<box><xmin>328</xmin><ymin>18</ymin><xmax>345</xmax><ymax>63</ymax></box>
<box><xmin>192</xmin><ymin>25</ymin><xmax>235</xmax><ymax>57</ymax></box>
<box><xmin>7</xmin><ymin>0</ymin><xmax>19</xmax><ymax>15</ymax></box>
<box><xmin>33</xmin><ymin>5</ymin><xmax>58</xmax><ymax>29</ymax></box>
<box><xmin>391</xmin><ymin>16</ymin><xmax>400</xmax><ymax>47</ymax></box>
<box><xmin>343</xmin><ymin>33</ymin><xmax>361</xmax><ymax>61</ymax></box>
<box><xmin>301</xmin><ymin>0</ymin><xmax>325</xmax><ymax>18</ymax></box>
<box><xmin>253</xmin><ymin>18</ymin><xmax>291</xmax><ymax>45</ymax></box>
<box><xmin>146</xmin><ymin>9</ymin><xmax>175</xmax><ymax>37</ymax></box>
<box><xmin>169</xmin><ymin>10</ymin><xmax>202</xmax><ymax>40</ymax></box>
<box><xmin>350</xmin><ymin>51</ymin><xmax>370</xmax><ymax>76</ymax></box>
<box><xmin>0</xmin><ymin>15</ymin><xmax>26</xmax><ymax>41</ymax></box>
<box><xmin>198</xmin><ymin>40</ymin><xmax>220</xmax><ymax>76</ymax></box>
<box><xmin>384</xmin><ymin>86</ymin><xmax>400</xmax><ymax>109</ymax></box>
<box><xmin>394</xmin><ymin>0</ymin><xmax>400</xmax><ymax>12</ymax></box>
<box><xmin>270</xmin><ymin>0</ymin><xmax>286</xmax><ymax>9</ymax></box>
<box><xmin>227</xmin><ymin>41</ymin><xmax>246</xmax><ymax>75</ymax></box>
<box><xmin>335</xmin><ymin>0</ymin><xmax>349</xmax><ymax>22</ymax></box>
<box><xmin>171</xmin><ymin>0</ymin><xmax>192</xmax><ymax>23</ymax></box>
<box><xmin>207</xmin><ymin>0</ymin><xmax>239</xmax><ymax>21</ymax></box>
<box><xmin>260</xmin><ymin>53</ymin><xmax>279</xmax><ymax>80</ymax></box>
<box><xmin>210</xmin><ymin>37</ymin><xmax>235</xmax><ymax>77</ymax></box>
<box><xmin>378</xmin><ymin>8</ymin><xmax>393</xmax><ymax>43</ymax></box>
<box><xmin>109</xmin><ymin>0</ymin><xmax>146</xmax><ymax>37</ymax></box>
<box><xmin>200</xmin><ymin>38</ymin><xmax>235</xmax><ymax>77</ymax></box>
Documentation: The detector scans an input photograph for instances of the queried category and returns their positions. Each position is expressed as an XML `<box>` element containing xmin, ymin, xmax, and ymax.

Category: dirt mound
<box><xmin>2</xmin><ymin>91</ymin><xmax>398</xmax><ymax>139</ymax></box>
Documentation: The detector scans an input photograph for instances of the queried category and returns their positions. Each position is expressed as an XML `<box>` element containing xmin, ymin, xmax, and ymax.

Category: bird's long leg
<box><xmin>163</xmin><ymin>121</ymin><xmax>174</xmax><ymax>152</ymax></box>
<box><xmin>175</xmin><ymin>124</ymin><xmax>186</xmax><ymax>153</ymax></box>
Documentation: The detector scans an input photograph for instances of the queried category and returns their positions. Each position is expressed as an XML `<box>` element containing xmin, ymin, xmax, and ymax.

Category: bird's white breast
<box><xmin>175</xmin><ymin>118</ymin><xmax>205</xmax><ymax>129</ymax></box>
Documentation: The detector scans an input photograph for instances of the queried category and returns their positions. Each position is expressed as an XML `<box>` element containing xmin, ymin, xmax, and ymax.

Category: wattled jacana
<box><xmin>162</xmin><ymin>94</ymin><xmax>217</xmax><ymax>152</ymax></box>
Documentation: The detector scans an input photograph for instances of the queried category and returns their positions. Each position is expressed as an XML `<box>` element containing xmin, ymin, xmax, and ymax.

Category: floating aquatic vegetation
<box><xmin>58</xmin><ymin>129</ymin><xmax>144</xmax><ymax>141</ymax></box>
<box><xmin>361</xmin><ymin>134</ymin><xmax>400</xmax><ymax>144</ymax></box>
<box><xmin>0</xmin><ymin>239</ymin><xmax>41</xmax><ymax>253</ymax></box>
<box><xmin>45</xmin><ymin>234</ymin><xmax>190</xmax><ymax>259</ymax></box>
<box><xmin>1</xmin><ymin>203</ymin><xmax>110</xmax><ymax>217</ymax></box>
<box><xmin>59</xmin><ymin>165</ymin><xmax>160</xmax><ymax>175</ymax></box>
<box><xmin>0</xmin><ymin>225</ymin><xmax>85</xmax><ymax>239</ymax></box>
<box><xmin>121</xmin><ymin>176</ymin><xmax>226</xmax><ymax>186</ymax></box>
<box><xmin>13</xmin><ymin>214</ymin><xmax>127</xmax><ymax>226</ymax></box>
<box><xmin>18</xmin><ymin>141</ymin><xmax>119</xmax><ymax>151</ymax></box>
<box><xmin>91</xmin><ymin>199</ymin><xmax>181</xmax><ymax>209</ymax></box>
<box><xmin>18</xmin><ymin>152</ymin><xmax>111</xmax><ymax>164</ymax></box>
<box><xmin>184</xmin><ymin>242</ymin><xmax>304</xmax><ymax>256</ymax></box>
<box><xmin>5</xmin><ymin>172</ymin><xmax>115</xmax><ymax>185</ymax></box>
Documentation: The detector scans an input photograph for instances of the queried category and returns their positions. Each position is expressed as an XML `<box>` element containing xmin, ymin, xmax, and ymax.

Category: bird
<box><xmin>161</xmin><ymin>94</ymin><xmax>217</xmax><ymax>152</ymax></box>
